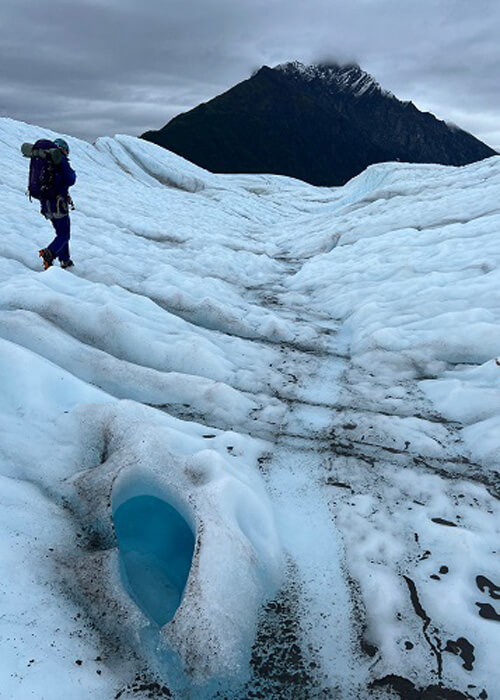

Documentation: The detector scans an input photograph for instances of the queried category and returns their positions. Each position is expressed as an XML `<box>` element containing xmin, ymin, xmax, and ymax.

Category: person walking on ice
<box><xmin>21</xmin><ymin>137</ymin><xmax>76</xmax><ymax>269</ymax></box>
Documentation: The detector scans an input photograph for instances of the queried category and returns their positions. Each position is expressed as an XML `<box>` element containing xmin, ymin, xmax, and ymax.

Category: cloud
<box><xmin>1</xmin><ymin>0</ymin><xmax>499</xmax><ymax>149</ymax></box>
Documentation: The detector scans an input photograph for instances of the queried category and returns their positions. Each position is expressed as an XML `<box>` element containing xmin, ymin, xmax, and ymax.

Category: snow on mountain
<box><xmin>1</xmin><ymin>116</ymin><xmax>499</xmax><ymax>699</ymax></box>
<box><xmin>274</xmin><ymin>60</ymin><xmax>391</xmax><ymax>98</ymax></box>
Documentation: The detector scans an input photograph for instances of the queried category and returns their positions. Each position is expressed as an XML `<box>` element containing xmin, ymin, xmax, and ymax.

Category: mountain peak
<box><xmin>142</xmin><ymin>61</ymin><xmax>497</xmax><ymax>187</ymax></box>
<box><xmin>272</xmin><ymin>60</ymin><xmax>390</xmax><ymax>98</ymax></box>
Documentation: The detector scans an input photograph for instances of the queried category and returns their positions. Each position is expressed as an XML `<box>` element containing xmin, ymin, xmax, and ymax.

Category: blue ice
<box><xmin>113</xmin><ymin>495</ymin><xmax>195</xmax><ymax>626</ymax></box>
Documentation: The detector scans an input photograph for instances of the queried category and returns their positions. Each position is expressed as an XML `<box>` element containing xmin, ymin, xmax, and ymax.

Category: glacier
<box><xmin>0</xmin><ymin>116</ymin><xmax>499</xmax><ymax>699</ymax></box>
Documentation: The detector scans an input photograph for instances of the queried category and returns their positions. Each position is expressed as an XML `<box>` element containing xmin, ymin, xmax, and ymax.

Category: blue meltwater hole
<box><xmin>113</xmin><ymin>495</ymin><xmax>195</xmax><ymax>626</ymax></box>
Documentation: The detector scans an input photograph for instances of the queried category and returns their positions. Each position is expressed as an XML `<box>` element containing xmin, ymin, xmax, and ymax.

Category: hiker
<box><xmin>22</xmin><ymin>137</ymin><xmax>76</xmax><ymax>269</ymax></box>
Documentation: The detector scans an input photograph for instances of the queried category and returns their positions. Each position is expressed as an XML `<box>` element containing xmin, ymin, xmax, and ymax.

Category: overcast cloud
<box><xmin>1</xmin><ymin>0</ymin><xmax>499</xmax><ymax>149</ymax></box>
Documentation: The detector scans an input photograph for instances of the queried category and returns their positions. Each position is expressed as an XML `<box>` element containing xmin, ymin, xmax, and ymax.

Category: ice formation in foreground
<box><xmin>0</xmin><ymin>117</ymin><xmax>499</xmax><ymax>699</ymax></box>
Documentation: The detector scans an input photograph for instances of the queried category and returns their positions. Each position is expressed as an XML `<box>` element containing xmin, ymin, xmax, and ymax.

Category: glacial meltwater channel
<box><xmin>113</xmin><ymin>495</ymin><xmax>195</xmax><ymax>626</ymax></box>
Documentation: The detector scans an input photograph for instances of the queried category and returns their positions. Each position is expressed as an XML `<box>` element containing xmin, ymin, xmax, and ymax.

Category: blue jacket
<box><xmin>41</xmin><ymin>152</ymin><xmax>76</xmax><ymax>219</ymax></box>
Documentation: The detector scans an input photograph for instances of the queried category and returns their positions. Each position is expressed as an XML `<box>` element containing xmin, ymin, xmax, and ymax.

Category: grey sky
<box><xmin>1</xmin><ymin>0</ymin><xmax>499</xmax><ymax>150</ymax></box>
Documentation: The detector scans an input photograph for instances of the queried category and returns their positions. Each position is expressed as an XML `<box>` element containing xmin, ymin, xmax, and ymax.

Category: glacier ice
<box><xmin>0</xmin><ymin>116</ymin><xmax>499</xmax><ymax>698</ymax></box>
<box><xmin>64</xmin><ymin>402</ymin><xmax>282</xmax><ymax>692</ymax></box>
<box><xmin>113</xmin><ymin>495</ymin><xmax>195</xmax><ymax>626</ymax></box>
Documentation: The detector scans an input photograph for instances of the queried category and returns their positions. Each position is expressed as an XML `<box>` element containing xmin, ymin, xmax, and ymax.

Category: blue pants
<box><xmin>48</xmin><ymin>215</ymin><xmax>71</xmax><ymax>262</ymax></box>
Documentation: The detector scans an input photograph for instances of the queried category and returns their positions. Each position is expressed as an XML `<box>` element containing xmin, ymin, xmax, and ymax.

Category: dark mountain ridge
<box><xmin>141</xmin><ymin>61</ymin><xmax>497</xmax><ymax>186</ymax></box>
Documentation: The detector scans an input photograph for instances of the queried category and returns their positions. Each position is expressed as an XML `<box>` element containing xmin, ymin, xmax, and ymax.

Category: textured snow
<box><xmin>275</xmin><ymin>60</ymin><xmax>392</xmax><ymax>98</ymax></box>
<box><xmin>1</xmin><ymin>116</ymin><xmax>499</xmax><ymax>699</ymax></box>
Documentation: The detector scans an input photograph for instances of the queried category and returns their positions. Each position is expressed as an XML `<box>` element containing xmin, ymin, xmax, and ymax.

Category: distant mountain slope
<box><xmin>141</xmin><ymin>61</ymin><xmax>497</xmax><ymax>186</ymax></box>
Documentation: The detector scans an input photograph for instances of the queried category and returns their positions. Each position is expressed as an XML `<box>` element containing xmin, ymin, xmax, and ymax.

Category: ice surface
<box><xmin>1</xmin><ymin>116</ymin><xmax>500</xmax><ymax>698</ymax></box>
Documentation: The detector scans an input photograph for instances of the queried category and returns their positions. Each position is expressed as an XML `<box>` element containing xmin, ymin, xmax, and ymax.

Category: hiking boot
<box><xmin>39</xmin><ymin>248</ymin><xmax>54</xmax><ymax>269</ymax></box>
<box><xmin>60</xmin><ymin>259</ymin><xmax>74</xmax><ymax>269</ymax></box>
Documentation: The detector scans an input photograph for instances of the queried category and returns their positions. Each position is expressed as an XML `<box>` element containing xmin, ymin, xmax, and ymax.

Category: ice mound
<box><xmin>68</xmin><ymin>402</ymin><xmax>282</xmax><ymax>692</ymax></box>
<box><xmin>95</xmin><ymin>134</ymin><xmax>216</xmax><ymax>193</ymax></box>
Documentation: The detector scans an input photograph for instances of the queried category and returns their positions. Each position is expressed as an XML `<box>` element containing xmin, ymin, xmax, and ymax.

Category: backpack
<box><xmin>21</xmin><ymin>139</ymin><xmax>63</xmax><ymax>201</ymax></box>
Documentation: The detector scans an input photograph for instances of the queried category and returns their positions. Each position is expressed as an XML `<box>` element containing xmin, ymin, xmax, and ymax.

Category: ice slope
<box><xmin>0</xmin><ymin>115</ymin><xmax>499</xmax><ymax>699</ymax></box>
